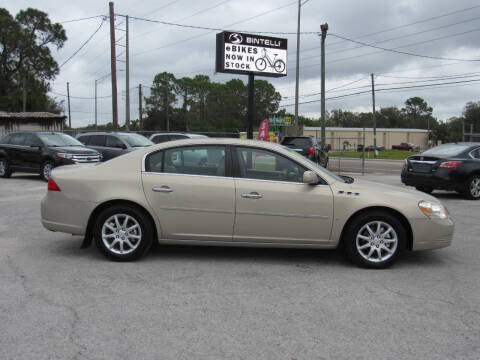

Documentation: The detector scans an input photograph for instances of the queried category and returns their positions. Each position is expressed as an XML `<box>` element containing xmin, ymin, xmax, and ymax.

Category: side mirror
<box><xmin>303</xmin><ymin>171</ymin><xmax>319</xmax><ymax>185</ymax></box>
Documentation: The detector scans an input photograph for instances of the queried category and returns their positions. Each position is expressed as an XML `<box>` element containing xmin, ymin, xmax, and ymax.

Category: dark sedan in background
<box><xmin>76</xmin><ymin>132</ymin><xmax>153</xmax><ymax>161</ymax></box>
<box><xmin>281</xmin><ymin>136</ymin><xmax>329</xmax><ymax>168</ymax></box>
<box><xmin>0</xmin><ymin>132</ymin><xmax>101</xmax><ymax>181</ymax></box>
<box><xmin>402</xmin><ymin>142</ymin><xmax>480</xmax><ymax>199</ymax></box>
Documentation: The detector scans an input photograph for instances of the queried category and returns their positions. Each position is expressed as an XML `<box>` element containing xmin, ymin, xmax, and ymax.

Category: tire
<box><xmin>0</xmin><ymin>158</ymin><xmax>12</xmax><ymax>178</ymax></box>
<box><xmin>274</xmin><ymin>59</ymin><xmax>286</xmax><ymax>73</ymax></box>
<box><xmin>344</xmin><ymin>211</ymin><xmax>406</xmax><ymax>269</ymax></box>
<box><xmin>415</xmin><ymin>186</ymin><xmax>433</xmax><ymax>194</ymax></box>
<box><xmin>464</xmin><ymin>175</ymin><xmax>480</xmax><ymax>200</ymax></box>
<box><xmin>94</xmin><ymin>204</ymin><xmax>154</xmax><ymax>261</ymax></box>
<box><xmin>40</xmin><ymin>160</ymin><xmax>54</xmax><ymax>181</ymax></box>
<box><xmin>255</xmin><ymin>58</ymin><xmax>267</xmax><ymax>71</ymax></box>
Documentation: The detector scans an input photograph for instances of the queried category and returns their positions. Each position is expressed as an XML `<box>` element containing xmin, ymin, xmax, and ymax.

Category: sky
<box><xmin>3</xmin><ymin>0</ymin><xmax>480</xmax><ymax>128</ymax></box>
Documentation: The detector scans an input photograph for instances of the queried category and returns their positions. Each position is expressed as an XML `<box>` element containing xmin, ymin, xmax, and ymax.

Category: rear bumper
<box><xmin>41</xmin><ymin>193</ymin><xmax>97</xmax><ymax>236</ymax></box>
<box><xmin>401</xmin><ymin>168</ymin><xmax>467</xmax><ymax>191</ymax></box>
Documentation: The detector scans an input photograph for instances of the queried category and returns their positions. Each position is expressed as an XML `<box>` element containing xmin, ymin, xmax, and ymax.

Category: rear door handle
<box><xmin>242</xmin><ymin>192</ymin><xmax>263</xmax><ymax>199</ymax></box>
<box><xmin>152</xmin><ymin>186</ymin><xmax>173</xmax><ymax>193</ymax></box>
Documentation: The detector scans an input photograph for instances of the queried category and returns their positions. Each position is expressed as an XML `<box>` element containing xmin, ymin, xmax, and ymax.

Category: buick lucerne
<box><xmin>41</xmin><ymin>138</ymin><xmax>454</xmax><ymax>268</ymax></box>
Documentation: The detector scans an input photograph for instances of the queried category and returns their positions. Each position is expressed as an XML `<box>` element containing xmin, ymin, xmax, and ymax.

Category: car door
<box><xmin>142</xmin><ymin>145</ymin><xmax>235</xmax><ymax>241</ymax></box>
<box><xmin>8</xmin><ymin>133</ymin><xmax>25</xmax><ymax>168</ymax></box>
<box><xmin>105</xmin><ymin>135</ymin><xmax>127</xmax><ymax>159</ymax></box>
<box><xmin>88</xmin><ymin>135</ymin><xmax>107</xmax><ymax>159</ymax></box>
<box><xmin>233</xmin><ymin>146</ymin><xmax>334</xmax><ymax>244</ymax></box>
<box><xmin>21</xmin><ymin>133</ymin><xmax>43</xmax><ymax>170</ymax></box>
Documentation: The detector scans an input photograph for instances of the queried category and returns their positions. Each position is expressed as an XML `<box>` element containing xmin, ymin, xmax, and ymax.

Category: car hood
<box><xmin>49</xmin><ymin>146</ymin><xmax>99</xmax><ymax>154</ymax></box>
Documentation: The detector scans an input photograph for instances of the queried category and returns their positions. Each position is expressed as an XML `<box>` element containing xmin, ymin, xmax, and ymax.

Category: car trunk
<box><xmin>407</xmin><ymin>155</ymin><xmax>442</xmax><ymax>173</ymax></box>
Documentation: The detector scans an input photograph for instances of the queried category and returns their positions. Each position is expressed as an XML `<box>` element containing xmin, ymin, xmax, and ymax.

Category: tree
<box><xmin>462</xmin><ymin>101</ymin><xmax>480</xmax><ymax>134</ymax></box>
<box><xmin>0</xmin><ymin>8</ymin><xmax>66</xmax><ymax>112</ymax></box>
<box><xmin>254</xmin><ymin>79</ymin><xmax>281</xmax><ymax>125</ymax></box>
<box><xmin>144</xmin><ymin>72</ymin><xmax>177</xmax><ymax>130</ymax></box>
<box><xmin>402</xmin><ymin>97</ymin><xmax>433</xmax><ymax>129</ymax></box>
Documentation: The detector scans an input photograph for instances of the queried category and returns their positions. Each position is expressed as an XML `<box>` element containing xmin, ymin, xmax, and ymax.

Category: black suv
<box><xmin>281</xmin><ymin>136</ymin><xmax>329</xmax><ymax>168</ymax></box>
<box><xmin>76</xmin><ymin>132</ymin><xmax>153</xmax><ymax>161</ymax></box>
<box><xmin>402</xmin><ymin>142</ymin><xmax>480</xmax><ymax>200</ymax></box>
<box><xmin>0</xmin><ymin>132</ymin><xmax>101</xmax><ymax>181</ymax></box>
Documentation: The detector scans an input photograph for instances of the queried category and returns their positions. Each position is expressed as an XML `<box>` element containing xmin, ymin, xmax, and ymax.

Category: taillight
<box><xmin>439</xmin><ymin>161</ymin><xmax>462</xmax><ymax>170</ymax></box>
<box><xmin>309</xmin><ymin>147</ymin><xmax>315</xmax><ymax>156</ymax></box>
<box><xmin>48</xmin><ymin>178</ymin><xmax>61</xmax><ymax>191</ymax></box>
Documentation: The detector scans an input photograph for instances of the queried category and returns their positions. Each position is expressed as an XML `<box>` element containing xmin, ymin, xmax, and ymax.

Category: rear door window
<box><xmin>10</xmin><ymin>133</ymin><xmax>25</xmax><ymax>146</ymax></box>
<box><xmin>0</xmin><ymin>134</ymin><xmax>13</xmax><ymax>144</ymax></box>
<box><xmin>106</xmin><ymin>135</ymin><xmax>125</xmax><ymax>148</ymax></box>
<box><xmin>471</xmin><ymin>148</ymin><xmax>480</xmax><ymax>159</ymax></box>
<box><xmin>77</xmin><ymin>135</ymin><xmax>90</xmax><ymax>145</ymax></box>
<box><xmin>152</xmin><ymin>135</ymin><xmax>170</xmax><ymax>144</ymax></box>
<box><xmin>89</xmin><ymin>135</ymin><xmax>106</xmax><ymax>146</ymax></box>
<box><xmin>164</xmin><ymin>146</ymin><xmax>226</xmax><ymax>177</ymax></box>
<box><xmin>23</xmin><ymin>134</ymin><xmax>42</xmax><ymax>147</ymax></box>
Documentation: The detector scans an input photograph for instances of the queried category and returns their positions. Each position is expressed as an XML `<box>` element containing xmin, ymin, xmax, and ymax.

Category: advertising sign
<box><xmin>268</xmin><ymin>114</ymin><xmax>293</xmax><ymax>126</ymax></box>
<box><xmin>257</xmin><ymin>119</ymin><xmax>270</xmax><ymax>141</ymax></box>
<box><xmin>216</xmin><ymin>31</ymin><xmax>288</xmax><ymax>77</ymax></box>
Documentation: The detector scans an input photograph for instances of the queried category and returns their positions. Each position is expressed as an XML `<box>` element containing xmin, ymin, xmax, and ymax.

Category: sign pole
<box><xmin>247</xmin><ymin>73</ymin><xmax>255</xmax><ymax>139</ymax></box>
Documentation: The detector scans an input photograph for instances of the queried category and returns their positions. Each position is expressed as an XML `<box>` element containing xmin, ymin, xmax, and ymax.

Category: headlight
<box><xmin>56</xmin><ymin>153</ymin><xmax>73</xmax><ymax>159</ymax></box>
<box><xmin>418</xmin><ymin>201</ymin><xmax>448</xmax><ymax>219</ymax></box>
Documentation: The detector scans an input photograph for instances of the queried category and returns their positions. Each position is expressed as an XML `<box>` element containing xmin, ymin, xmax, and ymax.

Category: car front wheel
<box><xmin>41</xmin><ymin>161</ymin><xmax>54</xmax><ymax>181</ymax></box>
<box><xmin>344</xmin><ymin>211</ymin><xmax>406</xmax><ymax>269</ymax></box>
<box><xmin>94</xmin><ymin>205</ymin><xmax>154</xmax><ymax>261</ymax></box>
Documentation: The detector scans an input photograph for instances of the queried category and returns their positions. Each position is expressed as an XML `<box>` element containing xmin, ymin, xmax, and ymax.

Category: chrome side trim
<box><xmin>142</xmin><ymin>171</ymin><xmax>233</xmax><ymax>180</ymax></box>
<box><xmin>158</xmin><ymin>206</ymin><xmax>234</xmax><ymax>214</ymax></box>
<box><xmin>237</xmin><ymin>210</ymin><xmax>329</xmax><ymax>219</ymax></box>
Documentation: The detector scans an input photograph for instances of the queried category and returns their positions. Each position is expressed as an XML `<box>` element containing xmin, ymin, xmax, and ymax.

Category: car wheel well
<box><xmin>339</xmin><ymin>206</ymin><xmax>413</xmax><ymax>251</ymax></box>
<box><xmin>83</xmin><ymin>200</ymin><xmax>158</xmax><ymax>248</ymax></box>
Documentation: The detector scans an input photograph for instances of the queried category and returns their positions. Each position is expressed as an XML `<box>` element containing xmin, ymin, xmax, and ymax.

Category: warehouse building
<box><xmin>303</xmin><ymin>126</ymin><xmax>429</xmax><ymax>150</ymax></box>
<box><xmin>0</xmin><ymin>112</ymin><xmax>66</xmax><ymax>136</ymax></box>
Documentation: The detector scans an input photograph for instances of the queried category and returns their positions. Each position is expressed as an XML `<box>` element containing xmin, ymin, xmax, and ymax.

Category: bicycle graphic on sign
<box><xmin>255</xmin><ymin>48</ymin><xmax>286</xmax><ymax>73</ymax></box>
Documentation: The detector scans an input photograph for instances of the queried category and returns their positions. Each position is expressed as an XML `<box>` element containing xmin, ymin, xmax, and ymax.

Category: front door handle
<box><xmin>152</xmin><ymin>186</ymin><xmax>173</xmax><ymax>193</ymax></box>
<box><xmin>242</xmin><ymin>192</ymin><xmax>263</xmax><ymax>199</ymax></box>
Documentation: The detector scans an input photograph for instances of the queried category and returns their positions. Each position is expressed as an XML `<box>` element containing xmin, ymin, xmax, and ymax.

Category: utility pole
<box><xmin>165</xmin><ymin>80</ymin><xmax>169</xmax><ymax>131</ymax></box>
<box><xmin>294</xmin><ymin>0</ymin><xmax>302</xmax><ymax>135</ymax></box>
<box><xmin>22</xmin><ymin>78</ymin><xmax>27</xmax><ymax>112</ymax></box>
<box><xmin>94</xmin><ymin>79</ymin><xmax>98</xmax><ymax>130</ymax></box>
<box><xmin>371</xmin><ymin>73</ymin><xmax>377</xmax><ymax>158</ymax></box>
<box><xmin>139</xmin><ymin>84</ymin><xmax>143</xmax><ymax>131</ymax></box>
<box><xmin>67</xmin><ymin>82</ymin><xmax>71</xmax><ymax>128</ymax></box>
<box><xmin>247</xmin><ymin>73</ymin><xmax>254</xmax><ymax>139</ymax></box>
<box><xmin>125</xmin><ymin>15</ymin><xmax>130</xmax><ymax>131</ymax></box>
<box><xmin>320</xmin><ymin>23</ymin><xmax>328</xmax><ymax>148</ymax></box>
<box><xmin>109</xmin><ymin>1</ymin><xmax>118</xmax><ymax>130</ymax></box>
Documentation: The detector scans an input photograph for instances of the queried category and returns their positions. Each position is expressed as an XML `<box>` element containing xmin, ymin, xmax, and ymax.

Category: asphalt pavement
<box><xmin>1</xmin><ymin>173</ymin><xmax>479</xmax><ymax>360</ymax></box>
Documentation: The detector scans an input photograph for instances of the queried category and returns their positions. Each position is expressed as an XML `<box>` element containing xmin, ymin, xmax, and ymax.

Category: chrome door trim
<box><xmin>142</xmin><ymin>171</ymin><xmax>233</xmax><ymax>180</ymax></box>
<box><xmin>237</xmin><ymin>210</ymin><xmax>329</xmax><ymax>219</ymax></box>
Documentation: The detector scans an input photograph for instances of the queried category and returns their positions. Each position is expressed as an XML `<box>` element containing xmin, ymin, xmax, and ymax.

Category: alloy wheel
<box><xmin>470</xmin><ymin>177</ymin><xmax>480</xmax><ymax>198</ymax></box>
<box><xmin>43</xmin><ymin>163</ymin><xmax>53</xmax><ymax>180</ymax></box>
<box><xmin>101</xmin><ymin>214</ymin><xmax>142</xmax><ymax>255</ymax></box>
<box><xmin>356</xmin><ymin>221</ymin><xmax>398</xmax><ymax>263</ymax></box>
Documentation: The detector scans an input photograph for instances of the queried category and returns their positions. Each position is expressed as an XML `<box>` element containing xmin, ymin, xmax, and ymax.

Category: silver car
<box><xmin>41</xmin><ymin>138</ymin><xmax>454</xmax><ymax>268</ymax></box>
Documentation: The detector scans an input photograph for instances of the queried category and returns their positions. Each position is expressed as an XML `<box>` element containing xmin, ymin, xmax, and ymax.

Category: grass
<box><xmin>329</xmin><ymin>150</ymin><xmax>419</xmax><ymax>160</ymax></box>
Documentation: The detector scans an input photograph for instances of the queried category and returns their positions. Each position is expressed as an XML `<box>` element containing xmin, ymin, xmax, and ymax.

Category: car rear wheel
<box><xmin>0</xmin><ymin>159</ymin><xmax>12</xmax><ymax>178</ymax></box>
<box><xmin>464</xmin><ymin>175</ymin><xmax>480</xmax><ymax>200</ymax></box>
<box><xmin>344</xmin><ymin>211</ymin><xmax>406</xmax><ymax>269</ymax></box>
<box><xmin>94</xmin><ymin>205</ymin><xmax>154</xmax><ymax>261</ymax></box>
<box><xmin>41</xmin><ymin>161</ymin><xmax>54</xmax><ymax>181</ymax></box>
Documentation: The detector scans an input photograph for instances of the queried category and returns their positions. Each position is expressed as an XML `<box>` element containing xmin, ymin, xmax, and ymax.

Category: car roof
<box><xmin>77</xmin><ymin>132</ymin><xmax>134</xmax><ymax>136</ymax></box>
<box><xmin>150</xmin><ymin>132</ymin><xmax>207</xmax><ymax>137</ymax></box>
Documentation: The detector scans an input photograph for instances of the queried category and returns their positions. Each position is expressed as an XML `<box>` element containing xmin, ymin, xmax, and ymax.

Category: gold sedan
<box><xmin>41</xmin><ymin>138</ymin><xmax>454</xmax><ymax>268</ymax></box>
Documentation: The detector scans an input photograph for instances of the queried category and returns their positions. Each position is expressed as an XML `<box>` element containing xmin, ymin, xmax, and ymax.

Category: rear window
<box><xmin>422</xmin><ymin>144</ymin><xmax>471</xmax><ymax>157</ymax></box>
<box><xmin>282</xmin><ymin>137</ymin><xmax>311</xmax><ymax>148</ymax></box>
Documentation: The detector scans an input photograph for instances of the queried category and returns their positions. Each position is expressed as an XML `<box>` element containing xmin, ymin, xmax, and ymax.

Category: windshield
<box><xmin>421</xmin><ymin>144</ymin><xmax>470</xmax><ymax>157</ymax></box>
<box><xmin>39</xmin><ymin>133</ymin><xmax>83</xmax><ymax>147</ymax></box>
<box><xmin>285</xmin><ymin>147</ymin><xmax>347</xmax><ymax>183</ymax></box>
<box><xmin>119</xmin><ymin>134</ymin><xmax>153</xmax><ymax>147</ymax></box>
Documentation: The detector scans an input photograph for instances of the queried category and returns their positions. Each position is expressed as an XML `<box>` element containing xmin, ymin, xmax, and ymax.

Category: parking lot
<box><xmin>1</xmin><ymin>172</ymin><xmax>479</xmax><ymax>360</ymax></box>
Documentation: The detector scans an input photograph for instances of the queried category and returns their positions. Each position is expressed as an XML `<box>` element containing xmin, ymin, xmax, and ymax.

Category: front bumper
<box><xmin>410</xmin><ymin>216</ymin><xmax>455</xmax><ymax>250</ymax></box>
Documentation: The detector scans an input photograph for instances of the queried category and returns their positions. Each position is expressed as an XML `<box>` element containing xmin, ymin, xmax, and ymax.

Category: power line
<box><xmin>59</xmin><ymin>19</ymin><xmax>106</xmax><ymax>68</ymax></box>
<box><xmin>281</xmin><ymin>77</ymin><xmax>480</xmax><ymax>107</ymax></box>
<box><xmin>58</xmin><ymin>15</ymin><xmax>104</xmax><ymax>24</ymax></box>
<box><xmin>328</xmin><ymin>31</ymin><xmax>480</xmax><ymax>62</ymax></box>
